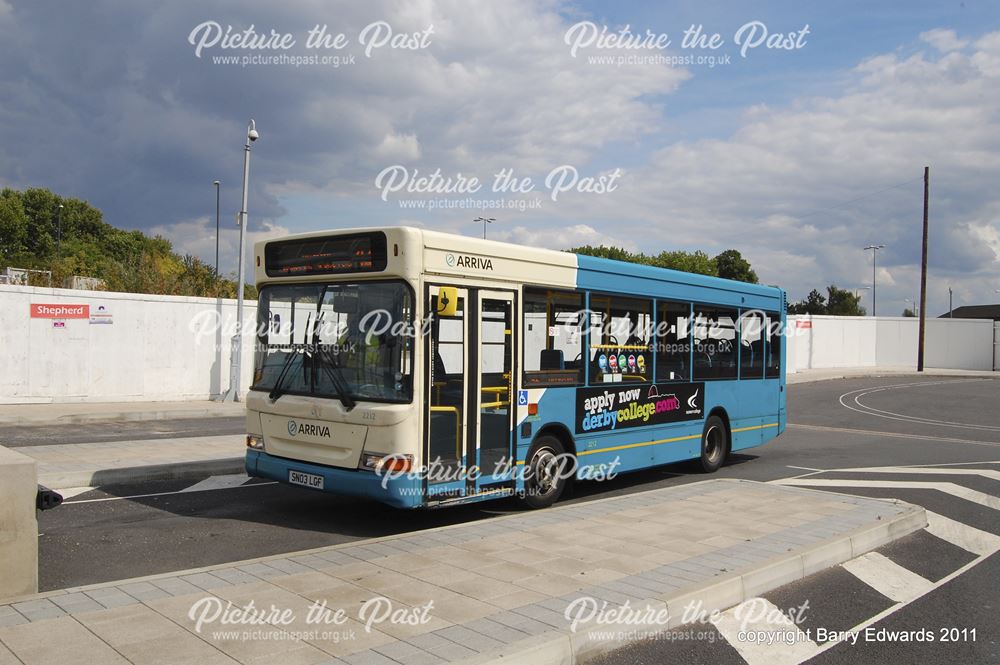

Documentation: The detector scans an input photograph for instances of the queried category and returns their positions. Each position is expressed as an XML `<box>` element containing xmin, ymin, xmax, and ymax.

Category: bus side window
<box><xmin>765</xmin><ymin>311</ymin><xmax>781</xmax><ymax>378</ymax></box>
<box><xmin>656</xmin><ymin>301</ymin><xmax>690</xmax><ymax>382</ymax></box>
<box><xmin>523</xmin><ymin>288</ymin><xmax>584</xmax><ymax>386</ymax></box>
<box><xmin>739</xmin><ymin>310</ymin><xmax>765</xmax><ymax>379</ymax></box>
<box><xmin>693</xmin><ymin>306</ymin><xmax>738</xmax><ymax>380</ymax></box>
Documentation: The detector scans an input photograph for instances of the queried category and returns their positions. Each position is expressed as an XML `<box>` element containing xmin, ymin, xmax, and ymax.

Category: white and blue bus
<box><xmin>245</xmin><ymin>227</ymin><xmax>786</xmax><ymax>508</ymax></box>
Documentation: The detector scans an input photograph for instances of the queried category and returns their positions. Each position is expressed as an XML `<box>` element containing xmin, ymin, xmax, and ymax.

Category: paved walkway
<box><xmin>0</xmin><ymin>479</ymin><xmax>924</xmax><ymax>665</ymax></box>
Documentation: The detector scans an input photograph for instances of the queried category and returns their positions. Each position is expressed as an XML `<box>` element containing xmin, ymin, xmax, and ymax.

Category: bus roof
<box><xmin>255</xmin><ymin>226</ymin><xmax>783</xmax><ymax>310</ymax></box>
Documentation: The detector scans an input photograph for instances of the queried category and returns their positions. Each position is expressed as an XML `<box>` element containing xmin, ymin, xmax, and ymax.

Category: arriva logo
<box><xmin>687</xmin><ymin>389</ymin><xmax>699</xmax><ymax>410</ymax></box>
<box><xmin>446</xmin><ymin>252</ymin><xmax>493</xmax><ymax>271</ymax></box>
<box><xmin>287</xmin><ymin>420</ymin><xmax>332</xmax><ymax>438</ymax></box>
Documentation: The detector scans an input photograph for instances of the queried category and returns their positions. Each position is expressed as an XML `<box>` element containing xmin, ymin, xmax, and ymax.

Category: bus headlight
<box><xmin>361</xmin><ymin>453</ymin><xmax>413</xmax><ymax>474</ymax></box>
<box><xmin>246</xmin><ymin>434</ymin><xmax>265</xmax><ymax>450</ymax></box>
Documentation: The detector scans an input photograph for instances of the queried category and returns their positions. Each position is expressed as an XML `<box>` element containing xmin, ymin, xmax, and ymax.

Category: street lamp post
<box><xmin>905</xmin><ymin>298</ymin><xmax>918</xmax><ymax>317</ymax></box>
<box><xmin>474</xmin><ymin>217</ymin><xmax>495</xmax><ymax>239</ymax></box>
<box><xmin>220</xmin><ymin>119</ymin><xmax>258</xmax><ymax>403</ymax></box>
<box><xmin>213</xmin><ymin>180</ymin><xmax>221</xmax><ymax>276</ymax></box>
<box><xmin>949</xmin><ymin>287</ymin><xmax>953</xmax><ymax>317</ymax></box>
<box><xmin>863</xmin><ymin>244</ymin><xmax>885</xmax><ymax>316</ymax></box>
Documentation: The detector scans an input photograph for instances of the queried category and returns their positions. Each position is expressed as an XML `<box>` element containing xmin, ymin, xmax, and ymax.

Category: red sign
<box><xmin>796</xmin><ymin>320</ymin><xmax>813</xmax><ymax>329</ymax></box>
<box><xmin>30</xmin><ymin>304</ymin><xmax>90</xmax><ymax>319</ymax></box>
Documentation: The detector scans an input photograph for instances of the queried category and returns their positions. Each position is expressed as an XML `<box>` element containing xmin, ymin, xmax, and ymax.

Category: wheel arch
<box><xmin>706</xmin><ymin>406</ymin><xmax>732</xmax><ymax>454</ymax></box>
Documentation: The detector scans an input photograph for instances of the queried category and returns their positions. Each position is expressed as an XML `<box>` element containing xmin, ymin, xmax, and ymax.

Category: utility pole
<box><xmin>213</xmin><ymin>180</ymin><xmax>221</xmax><ymax>276</ymax></box>
<box><xmin>917</xmin><ymin>166</ymin><xmax>929</xmax><ymax>372</ymax></box>
<box><xmin>948</xmin><ymin>287</ymin><xmax>953</xmax><ymax>318</ymax></box>
<box><xmin>863</xmin><ymin>244</ymin><xmax>885</xmax><ymax>316</ymax></box>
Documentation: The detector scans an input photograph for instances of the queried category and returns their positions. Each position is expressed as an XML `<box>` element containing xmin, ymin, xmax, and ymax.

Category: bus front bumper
<box><xmin>245</xmin><ymin>450</ymin><xmax>424</xmax><ymax>509</ymax></box>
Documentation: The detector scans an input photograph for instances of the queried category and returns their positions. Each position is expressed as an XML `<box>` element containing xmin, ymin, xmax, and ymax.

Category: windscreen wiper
<box><xmin>309</xmin><ymin>309</ymin><xmax>357</xmax><ymax>411</ymax></box>
<box><xmin>268</xmin><ymin>348</ymin><xmax>301</xmax><ymax>402</ymax></box>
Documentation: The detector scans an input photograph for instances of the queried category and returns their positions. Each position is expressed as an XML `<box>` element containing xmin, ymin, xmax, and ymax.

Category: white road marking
<box><xmin>841</xmin><ymin>551</ymin><xmax>933</xmax><ymax>603</ymax></box>
<box><xmin>787</xmin><ymin>423</ymin><xmax>1000</xmax><ymax>448</ymax></box>
<box><xmin>772</xmin><ymin>478</ymin><xmax>1000</xmax><ymax>511</ymax></box>
<box><xmin>806</xmin><ymin>550</ymin><xmax>991</xmax><ymax>663</ymax></box>
<box><xmin>835</xmin><ymin>465</ymin><xmax>1000</xmax><ymax>481</ymax></box>
<box><xmin>925</xmin><ymin>510</ymin><xmax>1000</xmax><ymax>557</ymax></box>
<box><xmin>837</xmin><ymin>379</ymin><xmax>1000</xmax><ymax>433</ymax></box>
<box><xmin>712</xmin><ymin>598</ymin><xmax>818</xmax><ymax>665</ymax></box>
<box><xmin>179</xmin><ymin>474</ymin><xmax>251</xmax><ymax>493</ymax></box>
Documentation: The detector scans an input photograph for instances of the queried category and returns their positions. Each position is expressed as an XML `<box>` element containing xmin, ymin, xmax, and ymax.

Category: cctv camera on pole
<box><xmin>220</xmin><ymin>119</ymin><xmax>258</xmax><ymax>403</ymax></box>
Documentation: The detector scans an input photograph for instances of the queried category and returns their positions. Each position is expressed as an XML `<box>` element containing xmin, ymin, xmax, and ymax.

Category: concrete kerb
<box><xmin>37</xmin><ymin>457</ymin><xmax>247</xmax><ymax>489</ymax></box>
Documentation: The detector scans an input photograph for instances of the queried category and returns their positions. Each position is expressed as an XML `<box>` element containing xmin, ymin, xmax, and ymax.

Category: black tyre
<box><xmin>698</xmin><ymin>415</ymin><xmax>728</xmax><ymax>473</ymax></box>
<box><xmin>520</xmin><ymin>436</ymin><xmax>570</xmax><ymax>509</ymax></box>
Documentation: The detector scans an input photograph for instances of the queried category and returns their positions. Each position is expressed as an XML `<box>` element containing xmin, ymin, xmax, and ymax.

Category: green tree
<box><xmin>714</xmin><ymin>249</ymin><xmax>759</xmax><ymax>283</ymax></box>
<box><xmin>902</xmin><ymin>308</ymin><xmax>916</xmax><ymax>317</ymax></box>
<box><xmin>0</xmin><ymin>186</ymin><xmax>247</xmax><ymax>298</ymax></box>
<box><xmin>788</xmin><ymin>289</ymin><xmax>827</xmax><ymax>315</ymax></box>
<box><xmin>650</xmin><ymin>250</ymin><xmax>718</xmax><ymax>276</ymax></box>
<box><xmin>825</xmin><ymin>285</ymin><xmax>866</xmax><ymax>316</ymax></box>
<box><xmin>570</xmin><ymin>245</ymin><xmax>752</xmax><ymax>279</ymax></box>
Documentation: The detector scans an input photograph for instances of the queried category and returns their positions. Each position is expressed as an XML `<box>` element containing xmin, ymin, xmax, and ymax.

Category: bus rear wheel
<box><xmin>520</xmin><ymin>436</ymin><xmax>570</xmax><ymax>509</ymax></box>
<box><xmin>698</xmin><ymin>415</ymin><xmax>728</xmax><ymax>473</ymax></box>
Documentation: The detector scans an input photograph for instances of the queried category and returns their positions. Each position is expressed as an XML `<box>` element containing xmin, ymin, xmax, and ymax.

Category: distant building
<box><xmin>1</xmin><ymin>267</ymin><xmax>52</xmax><ymax>286</ymax></box>
<box><xmin>63</xmin><ymin>275</ymin><xmax>107</xmax><ymax>291</ymax></box>
<box><xmin>939</xmin><ymin>305</ymin><xmax>1000</xmax><ymax>321</ymax></box>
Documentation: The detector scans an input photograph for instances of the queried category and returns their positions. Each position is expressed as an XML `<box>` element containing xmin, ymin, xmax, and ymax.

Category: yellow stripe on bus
<box><xmin>513</xmin><ymin>422</ymin><xmax>780</xmax><ymax>463</ymax></box>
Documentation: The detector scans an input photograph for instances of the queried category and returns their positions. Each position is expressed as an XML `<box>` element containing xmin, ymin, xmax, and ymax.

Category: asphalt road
<box><xmin>32</xmin><ymin>376</ymin><xmax>1000</xmax><ymax>663</ymax></box>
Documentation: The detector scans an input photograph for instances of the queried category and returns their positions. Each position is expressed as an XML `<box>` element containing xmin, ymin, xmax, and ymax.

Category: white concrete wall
<box><xmin>0</xmin><ymin>285</ymin><xmax>256</xmax><ymax>403</ymax></box>
<box><xmin>788</xmin><ymin>315</ymin><xmax>995</xmax><ymax>372</ymax></box>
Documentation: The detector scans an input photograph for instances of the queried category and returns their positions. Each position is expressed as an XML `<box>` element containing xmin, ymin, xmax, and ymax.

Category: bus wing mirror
<box><xmin>437</xmin><ymin>287</ymin><xmax>458</xmax><ymax>317</ymax></box>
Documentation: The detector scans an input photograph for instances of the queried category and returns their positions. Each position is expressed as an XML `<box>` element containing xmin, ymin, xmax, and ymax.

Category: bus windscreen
<box><xmin>265</xmin><ymin>232</ymin><xmax>388</xmax><ymax>277</ymax></box>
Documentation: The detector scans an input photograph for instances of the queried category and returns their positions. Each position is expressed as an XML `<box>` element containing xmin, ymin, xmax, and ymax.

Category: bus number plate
<box><xmin>289</xmin><ymin>470</ymin><xmax>324</xmax><ymax>490</ymax></box>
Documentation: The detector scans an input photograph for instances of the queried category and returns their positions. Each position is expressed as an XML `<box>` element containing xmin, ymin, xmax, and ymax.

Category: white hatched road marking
<box><xmin>712</xmin><ymin>598</ymin><xmax>818</xmax><ymax>665</ymax></box>
<box><xmin>756</xmin><ymin>463</ymin><xmax>1000</xmax><ymax>664</ymax></box>
<box><xmin>835</xmin><ymin>465</ymin><xmax>1000</xmax><ymax>481</ymax></box>
<box><xmin>840</xmin><ymin>551</ymin><xmax>933</xmax><ymax>603</ymax></box>
<box><xmin>771</xmin><ymin>478</ymin><xmax>1000</xmax><ymax>511</ymax></box>
<box><xmin>925</xmin><ymin>510</ymin><xmax>1000</xmax><ymax>557</ymax></box>
<box><xmin>179</xmin><ymin>473</ymin><xmax>251</xmax><ymax>493</ymax></box>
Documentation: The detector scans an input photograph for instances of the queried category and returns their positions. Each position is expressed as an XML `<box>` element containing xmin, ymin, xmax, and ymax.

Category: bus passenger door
<box><xmin>425</xmin><ymin>285</ymin><xmax>469</xmax><ymax>498</ymax></box>
<box><xmin>425</xmin><ymin>286</ymin><xmax>516</xmax><ymax>502</ymax></box>
<box><xmin>475</xmin><ymin>291</ymin><xmax>516</xmax><ymax>490</ymax></box>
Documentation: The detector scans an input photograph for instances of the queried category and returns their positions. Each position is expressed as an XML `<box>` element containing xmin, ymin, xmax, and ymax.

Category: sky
<box><xmin>1</xmin><ymin>0</ymin><xmax>998</xmax><ymax>316</ymax></box>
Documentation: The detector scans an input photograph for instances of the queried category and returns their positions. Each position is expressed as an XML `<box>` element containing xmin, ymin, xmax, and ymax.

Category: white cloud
<box><xmin>551</xmin><ymin>29</ymin><xmax>1000</xmax><ymax>313</ymax></box>
<box><xmin>920</xmin><ymin>28</ymin><xmax>969</xmax><ymax>52</ymax></box>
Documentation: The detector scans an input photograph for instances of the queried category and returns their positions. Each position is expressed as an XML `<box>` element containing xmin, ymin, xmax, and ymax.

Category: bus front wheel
<box><xmin>698</xmin><ymin>415</ymin><xmax>728</xmax><ymax>473</ymax></box>
<box><xmin>520</xmin><ymin>436</ymin><xmax>570</xmax><ymax>509</ymax></box>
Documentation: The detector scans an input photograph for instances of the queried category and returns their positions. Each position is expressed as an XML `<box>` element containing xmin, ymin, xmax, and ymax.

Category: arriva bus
<box><xmin>245</xmin><ymin>227</ymin><xmax>786</xmax><ymax>509</ymax></box>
